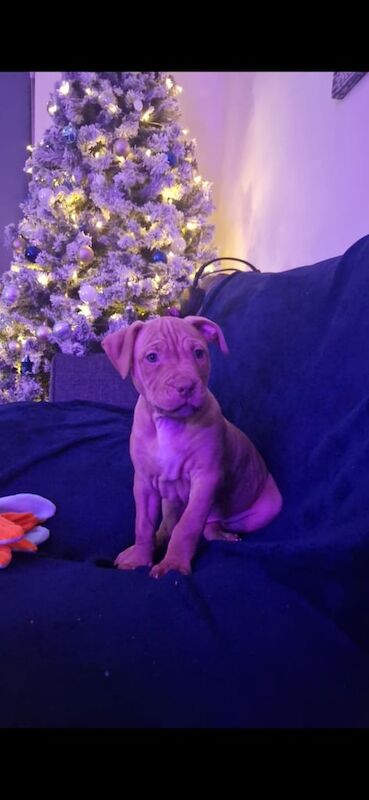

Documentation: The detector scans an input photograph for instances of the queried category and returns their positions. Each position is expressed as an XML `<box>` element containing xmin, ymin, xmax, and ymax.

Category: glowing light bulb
<box><xmin>37</xmin><ymin>273</ymin><xmax>49</xmax><ymax>286</ymax></box>
<box><xmin>108</xmin><ymin>103</ymin><xmax>119</xmax><ymax>114</ymax></box>
<box><xmin>182</xmin><ymin>129</ymin><xmax>189</xmax><ymax>136</ymax></box>
<box><xmin>141</xmin><ymin>107</ymin><xmax>154</xmax><ymax>123</ymax></box>
<box><xmin>26</xmin><ymin>167</ymin><xmax>33</xmax><ymax>174</ymax></box>
<box><xmin>48</xmin><ymin>103</ymin><xmax>58</xmax><ymax>115</ymax></box>
<box><xmin>194</xmin><ymin>175</ymin><xmax>202</xmax><ymax>185</ymax></box>
<box><xmin>186</xmin><ymin>220</ymin><xmax>199</xmax><ymax>231</ymax></box>
<box><xmin>59</xmin><ymin>80</ymin><xmax>70</xmax><ymax>96</ymax></box>
<box><xmin>176</xmin><ymin>85</ymin><xmax>183</xmax><ymax>94</ymax></box>
<box><xmin>145</xmin><ymin>149</ymin><xmax>152</xmax><ymax>157</ymax></box>
<box><xmin>95</xmin><ymin>220</ymin><xmax>103</xmax><ymax>230</ymax></box>
<box><xmin>85</xmin><ymin>87</ymin><xmax>93</xmax><ymax>96</ymax></box>
<box><xmin>26</xmin><ymin>145</ymin><xmax>34</xmax><ymax>152</ymax></box>
<box><xmin>166</xmin><ymin>78</ymin><xmax>173</xmax><ymax>90</ymax></box>
<box><xmin>11</xmin><ymin>264</ymin><xmax>20</xmax><ymax>273</ymax></box>
<box><xmin>79</xmin><ymin>303</ymin><xmax>92</xmax><ymax>318</ymax></box>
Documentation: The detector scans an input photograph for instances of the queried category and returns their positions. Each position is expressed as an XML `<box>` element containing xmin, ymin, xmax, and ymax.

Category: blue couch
<box><xmin>1</xmin><ymin>235</ymin><xmax>369</xmax><ymax>728</ymax></box>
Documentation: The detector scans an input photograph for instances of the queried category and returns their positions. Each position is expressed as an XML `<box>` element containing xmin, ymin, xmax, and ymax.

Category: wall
<box><xmin>34</xmin><ymin>71</ymin><xmax>369</xmax><ymax>272</ymax></box>
<box><xmin>0</xmin><ymin>73</ymin><xmax>31</xmax><ymax>273</ymax></box>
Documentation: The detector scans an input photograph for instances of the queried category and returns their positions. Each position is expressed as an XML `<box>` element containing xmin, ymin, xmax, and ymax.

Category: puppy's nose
<box><xmin>176</xmin><ymin>379</ymin><xmax>196</xmax><ymax>398</ymax></box>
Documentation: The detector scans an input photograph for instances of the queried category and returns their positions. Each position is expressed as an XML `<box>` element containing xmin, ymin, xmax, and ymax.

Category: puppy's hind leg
<box><xmin>203</xmin><ymin>521</ymin><xmax>241</xmax><ymax>542</ymax></box>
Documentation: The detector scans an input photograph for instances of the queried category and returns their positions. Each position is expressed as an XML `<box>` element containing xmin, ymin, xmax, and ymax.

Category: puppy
<box><xmin>102</xmin><ymin>315</ymin><xmax>282</xmax><ymax>577</ymax></box>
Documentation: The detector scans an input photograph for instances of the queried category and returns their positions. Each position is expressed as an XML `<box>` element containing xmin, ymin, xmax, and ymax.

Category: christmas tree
<box><xmin>0</xmin><ymin>72</ymin><xmax>216</xmax><ymax>402</ymax></box>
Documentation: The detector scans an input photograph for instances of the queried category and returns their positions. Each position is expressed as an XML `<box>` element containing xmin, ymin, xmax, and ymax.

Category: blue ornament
<box><xmin>152</xmin><ymin>250</ymin><xmax>167</xmax><ymax>264</ymax></box>
<box><xmin>25</xmin><ymin>245</ymin><xmax>40</xmax><ymax>262</ymax></box>
<box><xmin>62</xmin><ymin>124</ymin><xmax>77</xmax><ymax>145</ymax></box>
<box><xmin>21</xmin><ymin>356</ymin><xmax>32</xmax><ymax>375</ymax></box>
<box><xmin>167</xmin><ymin>151</ymin><xmax>177</xmax><ymax>167</ymax></box>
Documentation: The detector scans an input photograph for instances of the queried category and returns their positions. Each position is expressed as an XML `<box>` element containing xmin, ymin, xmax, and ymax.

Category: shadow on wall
<box><xmin>0</xmin><ymin>73</ymin><xmax>31</xmax><ymax>274</ymax></box>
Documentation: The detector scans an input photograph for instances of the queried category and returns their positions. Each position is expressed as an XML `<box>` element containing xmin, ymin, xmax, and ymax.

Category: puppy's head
<box><xmin>102</xmin><ymin>315</ymin><xmax>228</xmax><ymax>418</ymax></box>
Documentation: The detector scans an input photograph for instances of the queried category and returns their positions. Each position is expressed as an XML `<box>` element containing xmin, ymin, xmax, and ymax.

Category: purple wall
<box><xmin>0</xmin><ymin>72</ymin><xmax>31</xmax><ymax>273</ymax></box>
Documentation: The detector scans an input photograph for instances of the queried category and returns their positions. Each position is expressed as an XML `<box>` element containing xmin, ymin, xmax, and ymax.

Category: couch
<box><xmin>1</xmin><ymin>235</ymin><xmax>369</xmax><ymax>728</ymax></box>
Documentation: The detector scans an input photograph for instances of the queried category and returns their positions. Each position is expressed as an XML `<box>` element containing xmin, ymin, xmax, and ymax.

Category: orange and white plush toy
<box><xmin>0</xmin><ymin>494</ymin><xmax>56</xmax><ymax>568</ymax></box>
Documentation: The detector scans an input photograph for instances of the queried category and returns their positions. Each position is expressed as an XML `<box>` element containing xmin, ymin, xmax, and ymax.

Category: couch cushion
<box><xmin>1</xmin><ymin>554</ymin><xmax>368</xmax><ymax>727</ymax></box>
<box><xmin>0</xmin><ymin>401</ymin><xmax>135</xmax><ymax>561</ymax></box>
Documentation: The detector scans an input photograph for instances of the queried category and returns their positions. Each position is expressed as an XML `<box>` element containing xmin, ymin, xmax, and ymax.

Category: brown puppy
<box><xmin>102</xmin><ymin>316</ymin><xmax>282</xmax><ymax>578</ymax></box>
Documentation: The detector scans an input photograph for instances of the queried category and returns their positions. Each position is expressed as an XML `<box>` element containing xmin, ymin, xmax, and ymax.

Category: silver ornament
<box><xmin>38</xmin><ymin>188</ymin><xmax>53</xmax><ymax>207</ymax></box>
<box><xmin>36</xmin><ymin>324</ymin><xmax>51</xmax><ymax>340</ymax></box>
<box><xmin>1</xmin><ymin>285</ymin><xmax>18</xmax><ymax>305</ymax></box>
<box><xmin>79</xmin><ymin>284</ymin><xmax>99</xmax><ymax>303</ymax></box>
<box><xmin>53</xmin><ymin>321</ymin><xmax>71</xmax><ymax>339</ymax></box>
<box><xmin>78</xmin><ymin>245</ymin><xmax>94</xmax><ymax>264</ymax></box>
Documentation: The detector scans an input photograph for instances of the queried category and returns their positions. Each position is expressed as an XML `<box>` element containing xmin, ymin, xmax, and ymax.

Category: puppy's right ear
<box><xmin>102</xmin><ymin>321</ymin><xmax>144</xmax><ymax>379</ymax></box>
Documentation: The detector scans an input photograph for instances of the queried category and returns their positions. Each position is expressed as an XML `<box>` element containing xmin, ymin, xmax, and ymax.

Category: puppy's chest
<box><xmin>152</xmin><ymin>419</ymin><xmax>190</xmax><ymax>499</ymax></box>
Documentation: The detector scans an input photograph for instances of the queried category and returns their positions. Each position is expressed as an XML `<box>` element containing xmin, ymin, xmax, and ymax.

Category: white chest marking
<box><xmin>155</xmin><ymin>417</ymin><xmax>186</xmax><ymax>482</ymax></box>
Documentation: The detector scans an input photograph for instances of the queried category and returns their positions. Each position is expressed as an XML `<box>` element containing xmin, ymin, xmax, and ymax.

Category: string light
<box><xmin>59</xmin><ymin>80</ymin><xmax>70</xmax><ymax>96</ymax></box>
<box><xmin>176</xmin><ymin>85</ymin><xmax>183</xmax><ymax>94</ymax></box>
<box><xmin>85</xmin><ymin>87</ymin><xmax>93</xmax><ymax>96</ymax></box>
<box><xmin>145</xmin><ymin>149</ymin><xmax>152</xmax><ymax>157</ymax></box>
<box><xmin>79</xmin><ymin>303</ymin><xmax>92</xmax><ymax>318</ymax></box>
<box><xmin>194</xmin><ymin>175</ymin><xmax>202</xmax><ymax>185</ymax></box>
<box><xmin>26</xmin><ymin>167</ymin><xmax>33</xmax><ymax>174</ymax></box>
<box><xmin>186</xmin><ymin>220</ymin><xmax>200</xmax><ymax>231</ymax></box>
<box><xmin>37</xmin><ymin>273</ymin><xmax>49</xmax><ymax>286</ymax></box>
<box><xmin>11</xmin><ymin>264</ymin><xmax>20</xmax><ymax>273</ymax></box>
<box><xmin>26</xmin><ymin>145</ymin><xmax>34</xmax><ymax>153</ymax></box>
<box><xmin>165</xmin><ymin>78</ymin><xmax>173</xmax><ymax>90</ymax></box>
<box><xmin>182</xmin><ymin>129</ymin><xmax>189</xmax><ymax>136</ymax></box>
<box><xmin>141</xmin><ymin>107</ymin><xmax>154</xmax><ymax>123</ymax></box>
<box><xmin>95</xmin><ymin>220</ymin><xmax>103</xmax><ymax>230</ymax></box>
<box><xmin>48</xmin><ymin>103</ymin><xmax>58</xmax><ymax>115</ymax></box>
<box><xmin>161</xmin><ymin>185</ymin><xmax>182</xmax><ymax>202</ymax></box>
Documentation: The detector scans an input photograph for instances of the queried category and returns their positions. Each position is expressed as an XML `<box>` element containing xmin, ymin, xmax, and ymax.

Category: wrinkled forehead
<box><xmin>135</xmin><ymin>317</ymin><xmax>207</xmax><ymax>355</ymax></box>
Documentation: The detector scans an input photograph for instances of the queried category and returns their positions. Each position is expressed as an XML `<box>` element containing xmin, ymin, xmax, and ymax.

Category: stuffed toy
<box><xmin>0</xmin><ymin>494</ymin><xmax>56</xmax><ymax>568</ymax></box>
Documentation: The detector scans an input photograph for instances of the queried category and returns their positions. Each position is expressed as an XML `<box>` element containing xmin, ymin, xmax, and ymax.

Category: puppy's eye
<box><xmin>194</xmin><ymin>348</ymin><xmax>205</xmax><ymax>359</ymax></box>
<box><xmin>146</xmin><ymin>352</ymin><xmax>158</xmax><ymax>363</ymax></box>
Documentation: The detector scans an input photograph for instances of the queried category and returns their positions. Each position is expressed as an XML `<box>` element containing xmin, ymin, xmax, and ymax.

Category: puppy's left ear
<box><xmin>185</xmin><ymin>316</ymin><xmax>229</xmax><ymax>354</ymax></box>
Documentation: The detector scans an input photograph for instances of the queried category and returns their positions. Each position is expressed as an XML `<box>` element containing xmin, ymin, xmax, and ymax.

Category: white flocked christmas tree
<box><xmin>0</xmin><ymin>71</ymin><xmax>216</xmax><ymax>402</ymax></box>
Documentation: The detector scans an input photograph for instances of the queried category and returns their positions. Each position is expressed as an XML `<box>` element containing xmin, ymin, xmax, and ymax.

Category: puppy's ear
<box><xmin>185</xmin><ymin>316</ymin><xmax>229</xmax><ymax>354</ymax></box>
<box><xmin>102</xmin><ymin>322</ymin><xmax>144</xmax><ymax>378</ymax></box>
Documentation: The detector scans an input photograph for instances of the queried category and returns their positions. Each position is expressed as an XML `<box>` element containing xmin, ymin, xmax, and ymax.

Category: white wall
<box><xmin>35</xmin><ymin>71</ymin><xmax>369</xmax><ymax>271</ymax></box>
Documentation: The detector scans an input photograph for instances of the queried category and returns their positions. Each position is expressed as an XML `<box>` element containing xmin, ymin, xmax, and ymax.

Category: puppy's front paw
<box><xmin>114</xmin><ymin>545</ymin><xmax>153</xmax><ymax>570</ymax></box>
<box><xmin>150</xmin><ymin>557</ymin><xmax>191</xmax><ymax>579</ymax></box>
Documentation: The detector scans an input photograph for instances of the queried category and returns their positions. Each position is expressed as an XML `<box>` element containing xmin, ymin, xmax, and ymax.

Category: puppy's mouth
<box><xmin>155</xmin><ymin>402</ymin><xmax>200</xmax><ymax>418</ymax></box>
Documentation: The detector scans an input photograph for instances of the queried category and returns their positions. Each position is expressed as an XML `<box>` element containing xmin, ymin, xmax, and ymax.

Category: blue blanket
<box><xmin>1</xmin><ymin>235</ymin><xmax>369</xmax><ymax>727</ymax></box>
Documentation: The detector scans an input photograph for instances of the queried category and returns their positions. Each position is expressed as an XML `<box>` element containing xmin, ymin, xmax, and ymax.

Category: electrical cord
<box><xmin>180</xmin><ymin>257</ymin><xmax>261</xmax><ymax>316</ymax></box>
